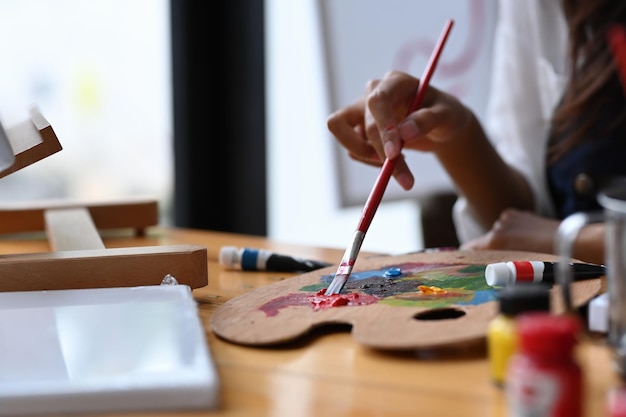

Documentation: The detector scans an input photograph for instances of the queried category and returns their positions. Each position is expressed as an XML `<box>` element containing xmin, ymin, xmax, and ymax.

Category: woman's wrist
<box><xmin>572</xmin><ymin>223</ymin><xmax>605</xmax><ymax>265</ymax></box>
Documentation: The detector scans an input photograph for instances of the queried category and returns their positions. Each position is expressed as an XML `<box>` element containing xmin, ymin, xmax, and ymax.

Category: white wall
<box><xmin>266</xmin><ymin>0</ymin><xmax>496</xmax><ymax>255</ymax></box>
<box><xmin>266</xmin><ymin>0</ymin><xmax>419</xmax><ymax>255</ymax></box>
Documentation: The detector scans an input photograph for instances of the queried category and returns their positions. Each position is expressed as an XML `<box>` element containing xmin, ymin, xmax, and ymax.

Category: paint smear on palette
<box><xmin>257</xmin><ymin>262</ymin><xmax>496</xmax><ymax>317</ymax></box>
<box><xmin>259</xmin><ymin>289</ymin><xmax>379</xmax><ymax>317</ymax></box>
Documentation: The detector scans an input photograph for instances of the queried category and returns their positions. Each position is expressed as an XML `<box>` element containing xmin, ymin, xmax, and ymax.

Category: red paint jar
<box><xmin>505</xmin><ymin>312</ymin><xmax>582</xmax><ymax>417</ymax></box>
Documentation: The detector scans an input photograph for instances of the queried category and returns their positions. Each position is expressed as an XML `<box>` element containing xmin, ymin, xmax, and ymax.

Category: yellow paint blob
<box><xmin>417</xmin><ymin>285</ymin><xmax>447</xmax><ymax>294</ymax></box>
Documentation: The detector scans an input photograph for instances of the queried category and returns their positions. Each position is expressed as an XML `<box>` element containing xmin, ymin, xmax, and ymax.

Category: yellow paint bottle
<box><xmin>487</xmin><ymin>283</ymin><xmax>550</xmax><ymax>387</ymax></box>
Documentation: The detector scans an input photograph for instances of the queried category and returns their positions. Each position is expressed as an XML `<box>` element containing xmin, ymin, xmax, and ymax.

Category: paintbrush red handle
<box><xmin>356</xmin><ymin>157</ymin><xmax>398</xmax><ymax>233</ymax></box>
<box><xmin>325</xmin><ymin>19</ymin><xmax>454</xmax><ymax>296</ymax></box>
<box><xmin>408</xmin><ymin>19</ymin><xmax>455</xmax><ymax>113</ymax></box>
<box><xmin>357</xmin><ymin>18</ymin><xmax>454</xmax><ymax>235</ymax></box>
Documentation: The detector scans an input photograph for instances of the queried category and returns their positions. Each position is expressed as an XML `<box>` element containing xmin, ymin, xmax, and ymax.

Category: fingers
<box><xmin>400</xmin><ymin>90</ymin><xmax>466</xmax><ymax>150</ymax></box>
<box><xmin>460</xmin><ymin>233</ymin><xmax>491</xmax><ymax>251</ymax></box>
<box><xmin>391</xmin><ymin>153</ymin><xmax>415</xmax><ymax>190</ymax></box>
<box><xmin>328</xmin><ymin>71</ymin><xmax>438</xmax><ymax>190</ymax></box>
<box><xmin>327</xmin><ymin>97</ymin><xmax>380</xmax><ymax>165</ymax></box>
<box><xmin>362</xmin><ymin>79</ymin><xmax>386</xmax><ymax>161</ymax></box>
<box><xmin>346</xmin><ymin>151</ymin><xmax>414</xmax><ymax>190</ymax></box>
<box><xmin>366</xmin><ymin>71</ymin><xmax>421</xmax><ymax>159</ymax></box>
<box><xmin>460</xmin><ymin>209</ymin><xmax>560</xmax><ymax>255</ymax></box>
<box><xmin>365</xmin><ymin>72</ymin><xmax>423</xmax><ymax>189</ymax></box>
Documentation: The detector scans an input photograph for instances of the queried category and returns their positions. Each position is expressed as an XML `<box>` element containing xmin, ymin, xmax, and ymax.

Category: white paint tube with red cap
<box><xmin>485</xmin><ymin>260</ymin><xmax>605</xmax><ymax>287</ymax></box>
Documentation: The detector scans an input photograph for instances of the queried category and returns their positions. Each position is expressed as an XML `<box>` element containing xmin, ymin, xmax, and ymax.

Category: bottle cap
<box><xmin>497</xmin><ymin>283</ymin><xmax>551</xmax><ymax>316</ymax></box>
<box><xmin>517</xmin><ymin>312</ymin><xmax>580</xmax><ymax>356</ymax></box>
<box><xmin>218</xmin><ymin>246</ymin><xmax>240</xmax><ymax>268</ymax></box>
<box><xmin>485</xmin><ymin>262</ymin><xmax>513</xmax><ymax>286</ymax></box>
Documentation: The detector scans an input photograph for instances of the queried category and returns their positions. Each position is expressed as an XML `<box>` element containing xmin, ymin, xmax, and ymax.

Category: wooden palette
<box><xmin>210</xmin><ymin>250</ymin><xmax>603</xmax><ymax>350</ymax></box>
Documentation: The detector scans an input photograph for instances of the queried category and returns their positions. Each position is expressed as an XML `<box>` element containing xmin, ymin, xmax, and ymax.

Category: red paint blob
<box><xmin>259</xmin><ymin>289</ymin><xmax>379</xmax><ymax>317</ymax></box>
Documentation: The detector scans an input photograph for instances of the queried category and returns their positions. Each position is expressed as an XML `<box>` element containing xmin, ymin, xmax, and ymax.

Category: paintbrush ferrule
<box><xmin>347</xmin><ymin>230</ymin><xmax>365</xmax><ymax>262</ymax></box>
<box><xmin>325</xmin><ymin>231</ymin><xmax>365</xmax><ymax>295</ymax></box>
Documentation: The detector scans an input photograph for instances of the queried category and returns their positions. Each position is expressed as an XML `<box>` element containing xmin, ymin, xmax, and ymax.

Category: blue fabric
<box><xmin>547</xmin><ymin>133</ymin><xmax>626</xmax><ymax>218</ymax></box>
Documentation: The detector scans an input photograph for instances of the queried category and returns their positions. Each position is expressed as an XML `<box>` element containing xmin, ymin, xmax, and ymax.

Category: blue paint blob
<box><xmin>383</xmin><ymin>267</ymin><xmax>402</xmax><ymax>278</ymax></box>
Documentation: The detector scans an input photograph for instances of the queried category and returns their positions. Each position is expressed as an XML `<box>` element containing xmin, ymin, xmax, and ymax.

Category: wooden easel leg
<box><xmin>0</xmin><ymin>204</ymin><xmax>208</xmax><ymax>292</ymax></box>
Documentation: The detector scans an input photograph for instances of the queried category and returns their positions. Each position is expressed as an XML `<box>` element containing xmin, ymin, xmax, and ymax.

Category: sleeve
<box><xmin>453</xmin><ymin>0</ymin><xmax>566</xmax><ymax>243</ymax></box>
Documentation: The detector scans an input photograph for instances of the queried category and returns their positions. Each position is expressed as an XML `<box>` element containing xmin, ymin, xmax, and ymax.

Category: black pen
<box><xmin>218</xmin><ymin>246</ymin><xmax>331</xmax><ymax>273</ymax></box>
<box><xmin>485</xmin><ymin>260</ymin><xmax>605</xmax><ymax>286</ymax></box>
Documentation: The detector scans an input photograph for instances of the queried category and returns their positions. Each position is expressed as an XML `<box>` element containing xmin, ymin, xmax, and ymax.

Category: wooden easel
<box><xmin>0</xmin><ymin>108</ymin><xmax>208</xmax><ymax>292</ymax></box>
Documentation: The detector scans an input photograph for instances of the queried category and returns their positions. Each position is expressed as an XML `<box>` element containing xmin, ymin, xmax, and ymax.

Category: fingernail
<box><xmin>398</xmin><ymin>120</ymin><xmax>420</xmax><ymax>140</ymax></box>
<box><xmin>381</xmin><ymin>126</ymin><xmax>400</xmax><ymax>158</ymax></box>
<box><xmin>384</xmin><ymin>141</ymin><xmax>397</xmax><ymax>159</ymax></box>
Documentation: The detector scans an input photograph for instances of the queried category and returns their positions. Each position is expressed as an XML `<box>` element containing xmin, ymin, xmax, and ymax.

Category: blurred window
<box><xmin>0</xmin><ymin>0</ymin><xmax>172</xmax><ymax>222</ymax></box>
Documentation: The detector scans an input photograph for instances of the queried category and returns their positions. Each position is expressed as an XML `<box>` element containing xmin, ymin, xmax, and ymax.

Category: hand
<box><xmin>460</xmin><ymin>209</ymin><xmax>559</xmax><ymax>255</ymax></box>
<box><xmin>327</xmin><ymin>70</ymin><xmax>473</xmax><ymax>190</ymax></box>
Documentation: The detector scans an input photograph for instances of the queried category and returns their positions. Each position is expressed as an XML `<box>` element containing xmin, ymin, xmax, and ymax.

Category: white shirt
<box><xmin>453</xmin><ymin>0</ymin><xmax>569</xmax><ymax>243</ymax></box>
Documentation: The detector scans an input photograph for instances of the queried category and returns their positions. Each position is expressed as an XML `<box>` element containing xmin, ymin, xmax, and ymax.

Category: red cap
<box><xmin>517</xmin><ymin>312</ymin><xmax>581</xmax><ymax>357</ymax></box>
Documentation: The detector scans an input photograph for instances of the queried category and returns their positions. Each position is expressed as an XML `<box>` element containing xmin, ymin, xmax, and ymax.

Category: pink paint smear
<box><xmin>259</xmin><ymin>289</ymin><xmax>379</xmax><ymax>317</ymax></box>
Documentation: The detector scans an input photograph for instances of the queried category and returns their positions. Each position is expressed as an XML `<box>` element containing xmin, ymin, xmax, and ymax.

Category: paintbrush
<box><xmin>324</xmin><ymin>19</ymin><xmax>454</xmax><ymax>295</ymax></box>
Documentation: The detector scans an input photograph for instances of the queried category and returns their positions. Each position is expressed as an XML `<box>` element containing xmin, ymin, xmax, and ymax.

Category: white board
<box><xmin>0</xmin><ymin>284</ymin><xmax>219</xmax><ymax>415</ymax></box>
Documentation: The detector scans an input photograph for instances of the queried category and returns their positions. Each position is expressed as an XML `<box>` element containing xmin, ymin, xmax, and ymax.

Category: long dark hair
<box><xmin>548</xmin><ymin>0</ymin><xmax>626</xmax><ymax>162</ymax></box>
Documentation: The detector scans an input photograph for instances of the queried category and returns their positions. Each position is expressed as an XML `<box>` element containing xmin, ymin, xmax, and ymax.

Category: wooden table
<box><xmin>1</xmin><ymin>226</ymin><xmax>621</xmax><ymax>417</ymax></box>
